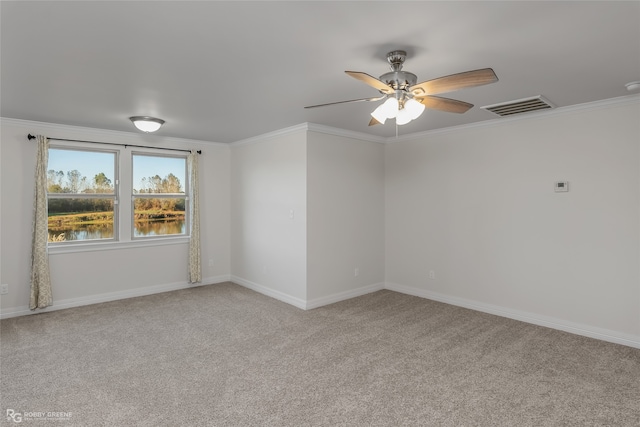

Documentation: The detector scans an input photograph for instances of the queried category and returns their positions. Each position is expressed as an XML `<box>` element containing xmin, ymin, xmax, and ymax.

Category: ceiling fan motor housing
<box><xmin>380</xmin><ymin>50</ymin><xmax>417</xmax><ymax>91</ymax></box>
<box><xmin>379</xmin><ymin>71</ymin><xmax>418</xmax><ymax>91</ymax></box>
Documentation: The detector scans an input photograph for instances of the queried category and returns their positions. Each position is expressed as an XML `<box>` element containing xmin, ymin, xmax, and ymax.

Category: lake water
<box><xmin>48</xmin><ymin>220</ymin><xmax>185</xmax><ymax>242</ymax></box>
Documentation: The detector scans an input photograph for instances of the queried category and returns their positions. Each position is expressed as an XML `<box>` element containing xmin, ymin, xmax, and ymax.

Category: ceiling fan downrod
<box><xmin>386</xmin><ymin>50</ymin><xmax>407</xmax><ymax>71</ymax></box>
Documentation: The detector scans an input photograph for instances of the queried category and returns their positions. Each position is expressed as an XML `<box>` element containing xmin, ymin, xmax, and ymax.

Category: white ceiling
<box><xmin>2</xmin><ymin>1</ymin><xmax>639</xmax><ymax>144</ymax></box>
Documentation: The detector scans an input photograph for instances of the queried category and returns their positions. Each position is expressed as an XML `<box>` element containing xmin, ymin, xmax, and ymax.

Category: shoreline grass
<box><xmin>48</xmin><ymin>210</ymin><xmax>185</xmax><ymax>227</ymax></box>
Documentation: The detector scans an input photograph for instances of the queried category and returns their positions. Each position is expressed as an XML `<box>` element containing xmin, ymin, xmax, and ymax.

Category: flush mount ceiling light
<box><xmin>129</xmin><ymin>116</ymin><xmax>165</xmax><ymax>133</ymax></box>
<box><xmin>305</xmin><ymin>50</ymin><xmax>498</xmax><ymax>127</ymax></box>
<box><xmin>625</xmin><ymin>81</ymin><xmax>640</xmax><ymax>91</ymax></box>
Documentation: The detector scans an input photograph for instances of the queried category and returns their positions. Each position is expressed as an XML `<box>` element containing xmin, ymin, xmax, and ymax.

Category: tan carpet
<box><xmin>1</xmin><ymin>282</ymin><xmax>639</xmax><ymax>426</ymax></box>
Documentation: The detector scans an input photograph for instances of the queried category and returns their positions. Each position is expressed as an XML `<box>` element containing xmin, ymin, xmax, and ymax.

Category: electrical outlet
<box><xmin>429</xmin><ymin>270</ymin><xmax>436</xmax><ymax>280</ymax></box>
<box><xmin>354</xmin><ymin>268</ymin><xmax>359</xmax><ymax>277</ymax></box>
<box><xmin>0</xmin><ymin>284</ymin><xmax>8</xmax><ymax>295</ymax></box>
<box><xmin>208</xmin><ymin>259</ymin><xmax>214</xmax><ymax>267</ymax></box>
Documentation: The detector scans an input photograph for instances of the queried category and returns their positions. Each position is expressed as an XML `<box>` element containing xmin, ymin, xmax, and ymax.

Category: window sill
<box><xmin>48</xmin><ymin>236</ymin><xmax>189</xmax><ymax>255</ymax></box>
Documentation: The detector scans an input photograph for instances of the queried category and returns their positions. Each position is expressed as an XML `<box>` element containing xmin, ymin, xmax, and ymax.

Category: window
<box><xmin>47</xmin><ymin>148</ymin><xmax>118</xmax><ymax>242</ymax></box>
<box><xmin>132</xmin><ymin>153</ymin><xmax>188</xmax><ymax>238</ymax></box>
<box><xmin>47</xmin><ymin>145</ymin><xmax>189</xmax><ymax>245</ymax></box>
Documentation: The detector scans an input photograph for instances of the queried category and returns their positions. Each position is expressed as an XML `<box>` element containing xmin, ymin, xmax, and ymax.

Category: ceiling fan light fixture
<box><xmin>395</xmin><ymin>107</ymin><xmax>413</xmax><ymax>125</ymax></box>
<box><xmin>371</xmin><ymin>98</ymin><xmax>399</xmax><ymax>124</ymax></box>
<box><xmin>371</xmin><ymin>97</ymin><xmax>399</xmax><ymax>124</ymax></box>
<box><xmin>381</xmin><ymin>97</ymin><xmax>399</xmax><ymax>118</ymax></box>
<box><xmin>625</xmin><ymin>81</ymin><xmax>640</xmax><ymax>91</ymax></box>
<box><xmin>404</xmin><ymin>98</ymin><xmax>425</xmax><ymax>120</ymax></box>
<box><xmin>370</xmin><ymin>105</ymin><xmax>388</xmax><ymax>124</ymax></box>
<box><xmin>129</xmin><ymin>116</ymin><xmax>165</xmax><ymax>133</ymax></box>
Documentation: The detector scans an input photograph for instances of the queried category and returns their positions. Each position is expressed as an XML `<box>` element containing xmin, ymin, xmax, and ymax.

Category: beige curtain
<box><xmin>188</xmin><ymin>151</ymin><xmax>201</xmax><ymax>283</ymax></box>
<box><xmin>30</xmin><ymin>135</ymin><xmax>53</xmax><ymax>309</ymax></box>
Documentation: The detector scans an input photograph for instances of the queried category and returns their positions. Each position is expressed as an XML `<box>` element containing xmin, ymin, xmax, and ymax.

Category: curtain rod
<box><xmin>27</xmin><ymin>134</ymin><xmax>202</xmax><ymax>154</ymax></box>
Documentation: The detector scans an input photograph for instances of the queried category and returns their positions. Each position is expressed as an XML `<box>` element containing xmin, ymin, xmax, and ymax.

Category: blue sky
<box><xmin>48</xmin><ymin>149</ymin><xmax>186</xmax><ymax>191</ymax></box>
<box><xmin>132</xmin><ymin>154</ymin><xmax>186</xmax><ymax>191</ymax></box>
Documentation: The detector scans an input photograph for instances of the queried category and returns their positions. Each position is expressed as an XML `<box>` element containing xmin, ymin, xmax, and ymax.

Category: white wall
<box><xmin>230</xmin><ymin>129</ymin><xmax>308</xmax><ymax>304</ymax></box>
<box><xmin>307</xmin><ymin>131</ymin><xmax>385</xmax><ymax>304</ymax></box>
<box><xmin>385</xmin><ymin>99</ymin><xmax>640</xmax><ymax>344</ymax></box>
<box><xmin>3</xmin><ymin>97</ymin><xmax>639</xmax><ymax>348</ymax></box>
<box><xmin>0</xmin><ymin>119</ymin><xmax>231</xmax><ymax>317</ymax></box>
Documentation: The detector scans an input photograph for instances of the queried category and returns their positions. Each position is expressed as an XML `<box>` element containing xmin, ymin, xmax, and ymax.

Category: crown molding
<box><xmin>305</xmin><ymin>123</ymin><xmax>387</xmax><ymax>144</ymax></box>
<box><xmin>5</xmin><ymin>94</ymin><xmax>637</xmax><ymax>149</ymax></box>
<box><xmin>385</xmin><ymin>94</ymin><xmax>640</xmax><ymax>144</ymax></box>
<box><xmin>230</xmin><ymin>123</ymin><xmax>310</xmax><ymax>147</ymax></box>
<box><xmin>231</xmin><ymin>122</ymin><xmax>387</xmax><ymax>147</ymax></box>
<box><xmin>232</xmin><ymin>94</ymin><xmax>639</xmax><ymax>147</ymax></box>
<box><xmin>0</xmin><ymin>117</ymin><xmax>228</xmax><ymax>149</ymax></box>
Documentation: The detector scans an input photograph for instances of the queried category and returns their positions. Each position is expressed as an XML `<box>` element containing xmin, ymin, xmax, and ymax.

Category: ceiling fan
<box><xmin>305</xmin><ymin>50</ymin><xmax>498</xmax><ymax>126</ymax></box>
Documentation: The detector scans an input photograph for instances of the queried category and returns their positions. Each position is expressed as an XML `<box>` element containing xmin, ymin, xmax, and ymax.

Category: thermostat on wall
<box><xmin>554</xmin><ymin>181</ymin><xmax>569</xmax><ymax>192</ymax></box>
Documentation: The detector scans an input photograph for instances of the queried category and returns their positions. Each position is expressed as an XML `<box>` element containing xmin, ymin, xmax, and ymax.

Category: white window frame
<box><xmin>46</xmin><ymin>142</ymin><xmax>190</xmax><ymax>254</ymax></box>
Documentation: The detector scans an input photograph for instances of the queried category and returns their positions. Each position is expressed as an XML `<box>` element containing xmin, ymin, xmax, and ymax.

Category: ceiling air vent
<box><xmin>481</xmin><ymin>95</ymin><xmax>555</xmax><ymax>117</ymax></box>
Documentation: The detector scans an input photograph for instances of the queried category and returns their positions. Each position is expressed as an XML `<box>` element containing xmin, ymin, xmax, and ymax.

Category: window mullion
<box><xmin>119</xmin><ymin>149</ymin><xmax>133</xmax><ymax>242</ymax></box>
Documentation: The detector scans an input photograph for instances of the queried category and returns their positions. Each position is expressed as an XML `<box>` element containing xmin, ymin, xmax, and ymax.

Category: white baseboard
<box><xmin>230</xmin><ymin>276</ymin><xmax>385</xmax><ymax>310</ymax></box>
<box><xmin>0</xmin><ymin>275</ymin><xmax>231</xmax><ymax>319</ymax></box>
<box><xmin>385</xmin><ymin>282</ymin><xmax>640</xmax><ymax>349</ymax></box>
<box><xmin>305</xmin><ymin>282</ymin><xmax>385</xmax><ymax>310</ymax></box>
<box><xmin>230</xmin><ymin>276</ymin><xmax>307</xmax><ymax>309</ymax></box>
<box><xmin>5</xmin><ymin>276</ymin><xmax>636</xmax><ymax>349</ymax></box>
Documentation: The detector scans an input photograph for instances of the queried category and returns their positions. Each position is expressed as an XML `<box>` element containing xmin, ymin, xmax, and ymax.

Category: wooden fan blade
<box><xmin>417</xmin><ymin>96</ymin><xmax>474</xmax><ymax>114</ymax></box>
<box><xmin>410</xmin><ymin>68</ymin><xmax>498</xmax><ymax>97</ymax></box>
<box><xmin>368</xmin><ymin>117</ymin><xmax>381</xmax><ymax>126</ymax></box>
<box><xmin>345</xmin><ymin>71</ymin><xmax>395</xmax><ymax>95</ymax></box>
<box><xmin>304</xmin><ymin>95</ymin><xmax>385</xmax><ymax>109</ymax></box>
